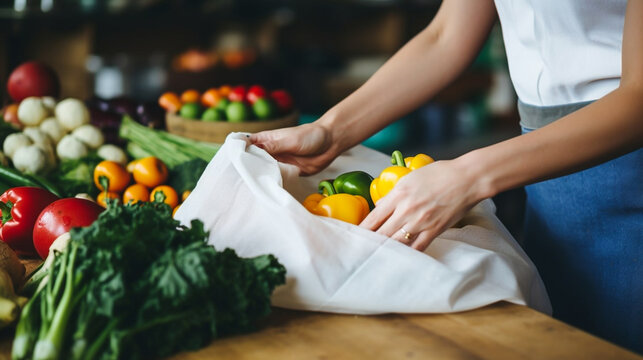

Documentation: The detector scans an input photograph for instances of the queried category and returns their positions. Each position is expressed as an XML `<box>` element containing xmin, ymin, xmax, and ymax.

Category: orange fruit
<box><xmin>158</xmin><ymin>92</ymin><xmax>182</xmax><ymax>113</ymax></box>
<box><xmin>150</xmin><ymin>185</ymin><xmax>179</xmax><ymax>209</ymax></box>
<box><xmin>173</xmin><ymin>204</ymin><xmax>181</xmax><ymax>217</ymax></box>
<box><xmin>181</xmin><ymin>190</ymin><xmax>191</xmax><ymax>202</ymax></box>
<box><xmin>2</xmin><ymin>104</ymin><xmax>21</xmax><ymax>128</ymax></box>
<box><xmin>133</xmin><ymin>156</ymin><xmax>168</xmax><ymax>188</ymax></box>
<box><xmin>123</xmin><ymin>183</ymin><xmax>150</xmax><ymax>204</ymax></box>
<box><xmin>94</xmin><ymin>160</ymin><xmax>131</xmax><ymax>192</ymax></box>
<box><xmin>97</xmin><ymin>191</ymin><xmax>120</xmax><ymax>208</ymax></box>
<box><xmin>180</xmin><ymin>89</ymin><xmax>201</xmax><ymax>104</ymax></box>
<box><xmin>218</xmin><ymin>85</ymin><xmax>232</xmax><ymax>97</ymax></box>
<box><xmin>201</xmin><ymin>88</ymin><xmax>223</xmax><ymax>107</ymax></box>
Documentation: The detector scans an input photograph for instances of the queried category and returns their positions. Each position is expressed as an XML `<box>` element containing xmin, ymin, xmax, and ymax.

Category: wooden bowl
<box><xmin>166</xmin><ymin>111</ymin><xmax>299</xmax><ymax>143</ymax></box>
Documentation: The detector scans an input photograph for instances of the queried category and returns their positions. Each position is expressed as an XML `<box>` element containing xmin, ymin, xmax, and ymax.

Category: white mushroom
<box><xmin>97</xmin><ymin>144</ymin><xmax>128</xmax><ymax>166</ymax></box>
<box><xmin>2</xmin><ymin>133</ymin><xmax>33</xmax><ymax>159</ymax></box>
<box><xmin>17</xmin><ymin>97</ymin><xmax>49</xmax><ymax>127</ymax></box>
<box><xmin>56</xmin><ymin>134</ymin><xmax>88</xmax><ymax>160</ymax></box>
<box><xmin>23</xmin><ymin>127</ymin><xmax>53</xmax><ymax>149</ymax></box>
<box><xmin>55</xmin><ymin>98</ymin><xmax>90</xmax><ymax>131</ymax></box>
<box><xmin>39</xmin><ymin>117</ymin><xmax>67</xmax><ymax>144</ymax></box>
<box><xmin>41</xmin><ymin>96</ymin><xmax>57</xmax><ymax>112</ymax></box>
<box><xmin>71</xmin><ymin>124</ymin><xmax>104</xmax><ymax>150</ymax></box>
<box><xmin>12</xmin><ymin>145</ymin><xmax>47</xmax><ymax>174</ymax></box>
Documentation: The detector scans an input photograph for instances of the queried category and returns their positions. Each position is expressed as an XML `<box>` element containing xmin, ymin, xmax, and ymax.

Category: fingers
<box><xmin>360</xmin><ymin>193</ymin><xmax>441</xmax><ymax>252</ymax></box>
<box><xmin>360</xmin><ymin>196</ymin><xmax>394</xmax><ymax>232</ymax></box>
<box><xmin>249</xmin><ymin>127</ymin><xmax>298</xmax><ymax>155</ymax></box>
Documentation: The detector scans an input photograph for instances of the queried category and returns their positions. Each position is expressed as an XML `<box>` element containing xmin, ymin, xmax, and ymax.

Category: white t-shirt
<box><xmin>494</xmin><ymin>0</ymin><xmax>627</xmax><ymax>106</ymax></box>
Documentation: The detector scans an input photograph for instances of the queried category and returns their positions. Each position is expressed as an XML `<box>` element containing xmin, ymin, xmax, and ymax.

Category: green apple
<box><xmin>215</xmin><ymin>98</ymin><xmax>230</xmax><ymax>111</ymax></box>
<box><xmin>226</xmin><ymin>101</ymin><xmax>250</xmax><ymax>123</ymax></box>
<box><xmin>202</xmin><ymin>107</ymin><xmax>225</xmax><ymax>122</ymax></box>
<box><xmin>179</xmin><ymin>103</ymin><xmax>202</xmax><ymax>119</ymax></box>
<box><xmin>252</xmin><ymin>98</ymin><xmax>275</xmax><ymax>120</ymax></box>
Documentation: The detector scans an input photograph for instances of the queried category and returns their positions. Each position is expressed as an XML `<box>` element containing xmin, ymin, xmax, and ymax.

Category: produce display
<box><xmin>91</xmin><ymin>156</ymin><xmax>191</xmax><ymax>214</ymax></box>
<box><xmin>0</xmin><ymin>60</ymin><xmax>289</xmax><ymax>358</ymax></box>
<box><xmin>12</xmin><ymin>200</ymin><xmax>286</xmax><ymax>360</ymax></box>
<box><xmin>159</xmin><ymin>85</ymin><xmax>294</xmax><ymax>122</ymax></box>
<box><xmin>302</xmin><ymin>151</ymin><xmax>434</xmax><ymax>224</ymax></box>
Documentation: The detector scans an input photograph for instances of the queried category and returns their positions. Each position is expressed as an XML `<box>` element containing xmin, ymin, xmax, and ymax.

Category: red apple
<box><xmin>270</xmin><ymin>90</ymin><xmax>294</xmax><ymax>114</ymax></box>
<box><xmin>7</xmin><ymin>61</ymin><xmax>60</xmax><ymax>103</ymax></box>
<box><xmin>228</xmin><ymin>86</ymin><xmax>247</xmax><ymax>102</ymax></box>
<box><xmin>246</xmin><ymin>85</ymin><xmax>267</xmax><ymax>104</ymax></box>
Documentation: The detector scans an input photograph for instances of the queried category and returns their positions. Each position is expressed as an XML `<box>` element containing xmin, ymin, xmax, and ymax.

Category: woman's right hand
<box><xmin>249</xmin><ymin>122</ymin><xmax>339</xmax><ymax>175</ymax></box>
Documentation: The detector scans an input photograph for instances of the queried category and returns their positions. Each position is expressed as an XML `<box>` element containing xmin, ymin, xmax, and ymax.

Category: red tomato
<box><xmin>246</xmin><ymin>85</ymin><xmax>267</xmax><ymax>104</ymax></box>
<box><xmin>228</xmin><ymin>86</ymin><xmax>247</xmax><ymax>102</ymax></box>
<box><xmin>270</xmin><ymin>90</ymin><xmax>294</xmax><ymax>114</ymax></box>
<box><xmin>32</xmin><ymin>198</ymin><xmax>104</xmax><ymax>259</ymax></box>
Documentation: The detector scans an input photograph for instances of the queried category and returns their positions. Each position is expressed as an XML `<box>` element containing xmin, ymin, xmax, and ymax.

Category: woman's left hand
<box><xmin>359</xmin><ymin>159</ymin><xmax>484</xmax><ymax>251</ymax></box>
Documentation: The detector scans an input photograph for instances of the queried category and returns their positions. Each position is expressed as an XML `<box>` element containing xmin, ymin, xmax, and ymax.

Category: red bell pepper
<box><xmin>0</xmin><ymin>187</ymin><xmax>59</xmax><ymax>257</ymax></box>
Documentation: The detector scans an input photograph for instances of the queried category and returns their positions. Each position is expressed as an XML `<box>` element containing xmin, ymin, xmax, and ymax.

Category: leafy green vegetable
<box><xmin>13</xmin><ymin>201</ymin><xmax>286</xmax><ymax>360</ymax></box>
<box><xmin>120</xmin><ymin>116</ymin><xmax>220</xmax><ymax>168</ymax></box>
<box><xmin>45</xmin><ymin>153</ymin><xmax>103</xmax><ymax>198</ymax></box>
<box><xmin>167</xmin><ymin>158</ymin><xmax>208</xmax><ymax>193</ymax></box>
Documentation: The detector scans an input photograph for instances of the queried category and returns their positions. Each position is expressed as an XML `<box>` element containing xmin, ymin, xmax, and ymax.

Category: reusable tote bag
<box><xmin>175</xmin><ymin>133</ymin><xmax>551</xmax><ymax>315</ymax></box>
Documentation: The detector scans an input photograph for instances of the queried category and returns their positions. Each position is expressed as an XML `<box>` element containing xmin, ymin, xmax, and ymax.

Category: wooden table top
<box><xmin>4</xmin><ymin>261</ymin><xmax>640</xmax><ymax>359</ymax></box>
<box><xmin>163</xmin><ymin>302</ymin><xmax>640</xmax><ymax>360</ymax></box>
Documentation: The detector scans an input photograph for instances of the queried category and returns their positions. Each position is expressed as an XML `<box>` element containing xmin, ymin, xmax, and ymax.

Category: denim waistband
<box><xmin>518</xmin><ymin>100</ymin><xmax>594</xmax><ymax>130</ymax></box>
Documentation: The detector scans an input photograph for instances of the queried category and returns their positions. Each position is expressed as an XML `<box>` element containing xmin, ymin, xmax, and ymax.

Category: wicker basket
<box><xmin>165</xmin><ymin>111</ymin><xmax>299</xmax><ymax>143</ymax></box>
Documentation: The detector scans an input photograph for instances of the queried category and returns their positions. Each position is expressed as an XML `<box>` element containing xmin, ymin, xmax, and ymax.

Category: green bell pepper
<box><xmin>319</xmin><ymin>171</ymin><xmax>375</xmax><ymax>210</ymax></box>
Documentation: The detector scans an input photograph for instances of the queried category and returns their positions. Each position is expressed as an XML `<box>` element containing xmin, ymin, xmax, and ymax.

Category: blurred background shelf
<box><xmin>0</xmin><ymin>0</ymin><xmax>525</xmax><ymax>241</ymax></box>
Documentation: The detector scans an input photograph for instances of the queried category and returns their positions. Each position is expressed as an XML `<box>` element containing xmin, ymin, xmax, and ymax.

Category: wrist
<box><xmin>453</xmin><ymin>149</ymin><xmax>499</xmax><ymax>202</ymax></box>
<box><xmin>316</xmin><ymin>105</ymin><xmax>354</xmax><ymax>157</ymax></box>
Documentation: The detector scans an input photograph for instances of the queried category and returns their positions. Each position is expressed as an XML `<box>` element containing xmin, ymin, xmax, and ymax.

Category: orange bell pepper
<box><xmin>303</xmin><ymin>180</ymin><xmax>370</xmax><ymax>225</ymax></box>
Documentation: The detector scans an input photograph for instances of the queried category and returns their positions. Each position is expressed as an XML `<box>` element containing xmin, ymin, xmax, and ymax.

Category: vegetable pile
<box><xmin>13</xmin><ymin>200</ymin><xmax>286</xmax><ymax>360</ymax></box>
<box><xmin>302</xmin><ymin>150</ymin><xmax>435</xmax><ymax>224</ymax></box>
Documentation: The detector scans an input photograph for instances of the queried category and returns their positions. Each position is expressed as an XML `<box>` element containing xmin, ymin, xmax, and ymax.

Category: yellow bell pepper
<box><xmin>370</xmin><ymin>150</ymin><xmax>434</xmax><ymax>204</ymax></box>
<box><xmin>405</xmin><ymin>153</ymin><xmax>434</xmax><ymax>170</ymax></box>
<box><xmin>303</xmin><ymin>180</ymin><xmax>370</xmax><ymax>225</ymax></box>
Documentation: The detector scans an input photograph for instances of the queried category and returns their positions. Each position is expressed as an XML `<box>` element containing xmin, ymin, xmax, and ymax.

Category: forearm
<box><xmin>461</xmin><ymin>86</ymin><xmax>643</xmax><ymax>201</ymax></box>
<box><xmin>318</xmin><ymin>0</ymin><xmax>497</xmax><ymax>155</ymax></box>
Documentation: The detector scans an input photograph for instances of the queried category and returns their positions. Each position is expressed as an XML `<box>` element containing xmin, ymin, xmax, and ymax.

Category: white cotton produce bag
<box><xmin>175</xmin><ymin>133</ymin><xmax>552</xmax><ymax>315</ymax></box>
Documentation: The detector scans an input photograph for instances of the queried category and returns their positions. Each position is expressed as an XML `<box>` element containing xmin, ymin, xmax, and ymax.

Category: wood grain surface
<box><xmin>2</xmin><ymin>259</ymin><xmax>640</xmax><ymax>360</ymax></box>
<box><xmin>164</xmin><ymin>302</ymin><xmax>641</xmax><ymax>360</ymax></box>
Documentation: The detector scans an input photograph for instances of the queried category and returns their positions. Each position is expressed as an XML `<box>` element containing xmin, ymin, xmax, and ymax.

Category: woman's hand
<box><xmin>360</xmin><ymin>159</ymin><xmax>485</xmax><ymax>251</ymax></box>
<box><xmin>249</xmin><ymin>122</ymin><xmax>339</xmax><ymax>175</ymax></box>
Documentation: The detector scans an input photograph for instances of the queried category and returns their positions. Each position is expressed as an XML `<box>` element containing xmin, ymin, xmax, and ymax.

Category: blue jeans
<box><xmin>522</xmin><ymin>127</ymin><xmax>642</xmax><ymax>353</ymax></box>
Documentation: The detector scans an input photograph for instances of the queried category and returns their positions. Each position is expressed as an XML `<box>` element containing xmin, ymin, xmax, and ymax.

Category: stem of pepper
<box><xmin>0</xmin><ymin>200</ymin><xmax>13</xmax><ymax>225</ymax></box>
<box><xmin>391</xmin><ymin>151</ymin><xmax>406</xmax><ymax>167</ymax></box>
<box><xmin>318</xmin><ymin>180</ymin><xmax>337</xmax><ymax>196</ymax></box>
